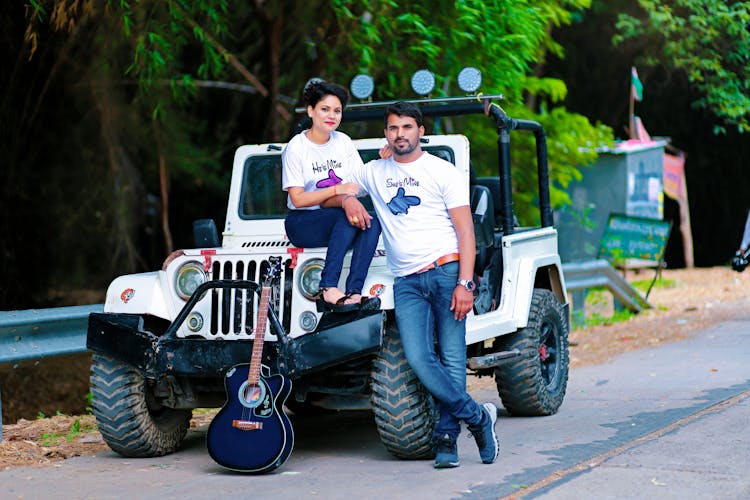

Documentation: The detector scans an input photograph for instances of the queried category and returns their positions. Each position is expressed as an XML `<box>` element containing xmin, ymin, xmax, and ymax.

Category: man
<box><xmin>347</xmin><ymin>101</ymin><xmax>500</xmax><ymax>468</ymax></box>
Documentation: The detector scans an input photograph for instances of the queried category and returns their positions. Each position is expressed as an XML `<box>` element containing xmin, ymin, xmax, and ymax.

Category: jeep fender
<box><xmin>104</xmin><ymin>272</ymin><xmax>170</xmax><ymax>320</ymax></box>
<box><xmin>512</xmin><ymin>257</ymin><xmax>566</xmax><ymax>329</ymax></box>
<box><xmin>362</xmin><ymin>268</ymin><xmax>395</xmax><ymax>310</ymax></box>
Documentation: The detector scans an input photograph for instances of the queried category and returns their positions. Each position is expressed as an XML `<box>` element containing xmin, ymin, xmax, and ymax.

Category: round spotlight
<box><xmin>457</xmin><ymin>67</ymin><xmax>482</xmax><ymax>93</ymax></box>
<box><xmin>411</xmin><ymin>69</ymin><xmax>435</xmax><ymax>96</ymax></box>
<box><xmin>299</xmin><ymin>311</ymin><xmax>318</xmax><ymax>332</ymax></box>
<box><xmin>187</xmin><ymin>312</ymin><xmax>204</xmax><ymax>332</ymax></box>
<box><xmin>350</xmin><ymin>74</ymin><xmax>374</xmax><ymax>100</ymax></box>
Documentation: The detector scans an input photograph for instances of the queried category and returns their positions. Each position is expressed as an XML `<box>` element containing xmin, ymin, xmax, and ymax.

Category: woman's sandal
<box><xmin>343</xmin><ymin>292</ymin><xmax>382</xmax><ymax>311</ymax></box>
<box><xmin>358</xmin><ymin>295</ymin><xmax>381</xmax><ymax>311</ymax></box>
<box><xmin>315</xmin><ymin>288</ymin><xmax>361</xmax><ymax>313</ymax></box>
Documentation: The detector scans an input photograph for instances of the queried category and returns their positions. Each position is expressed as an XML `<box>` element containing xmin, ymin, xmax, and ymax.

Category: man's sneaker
<box><xmin>433</xmin><ymin>433</ymin><xmax>460</xmax><ymax>468</ymax></box>
<box><xmin>468</xmin><ymin>402</ymin><xmax>500</xmax><ymax>464</ymax></box>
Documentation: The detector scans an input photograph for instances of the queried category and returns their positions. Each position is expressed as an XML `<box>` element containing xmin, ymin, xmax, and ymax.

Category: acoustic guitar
<box><xmin>206</xmin><ymin>257</ymin><xmax>294</xmax><ymax>472</ymax></box>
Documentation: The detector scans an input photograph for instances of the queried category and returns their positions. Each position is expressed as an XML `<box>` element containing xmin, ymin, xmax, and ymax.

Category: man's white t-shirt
<box><xmin>349</xmin><ymin>152</ymin><xmax>469</xmax><ymax>277</ymax></box>
<box><xmin>281</xmin><ymin>130</ymin><xmax>364</xmax><ymax>210</ymax></box>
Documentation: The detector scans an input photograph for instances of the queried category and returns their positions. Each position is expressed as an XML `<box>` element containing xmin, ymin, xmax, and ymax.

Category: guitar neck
<box><xmin>247</xmin><ymin>286</ymin><xmax>270</xmax><ymax>385</ymax></box>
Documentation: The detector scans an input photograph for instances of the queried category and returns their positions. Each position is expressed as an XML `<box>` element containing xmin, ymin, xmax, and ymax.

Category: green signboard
<box><xmin>598</xmin><ymin>214</ymin><xmax>672</xmax><ymax>265</ymax></box>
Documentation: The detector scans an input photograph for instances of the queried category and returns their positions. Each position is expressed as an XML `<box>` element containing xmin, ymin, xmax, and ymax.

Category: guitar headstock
<box><xmin>262</xmin><ymin>256</ymin><xmax>282</xmax><ymax>287</ymax></box>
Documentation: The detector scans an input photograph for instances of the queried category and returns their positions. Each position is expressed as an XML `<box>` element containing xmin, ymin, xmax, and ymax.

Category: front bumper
<box><xmin>87</xmin><ymin>308</ymin><xmax>385</xmax><ymax>380</ymax></box>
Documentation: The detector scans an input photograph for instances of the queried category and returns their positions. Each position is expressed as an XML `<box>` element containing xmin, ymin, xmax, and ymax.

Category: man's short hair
<box><xmin>385</xmin><ymin>101</ymin><xmax>423</xmax><ymax>128</ymax></box>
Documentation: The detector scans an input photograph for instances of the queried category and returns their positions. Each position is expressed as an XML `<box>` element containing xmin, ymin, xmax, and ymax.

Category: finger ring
<box><xmin>352</xmin><ymin>216</ymin><xmax>359</xmax><ymax>223</ymax></box>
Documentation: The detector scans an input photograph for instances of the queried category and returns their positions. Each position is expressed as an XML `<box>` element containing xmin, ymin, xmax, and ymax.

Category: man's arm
<box><xmin>448</xmin><ymin>205</ymin><xmax>476</xmax><ymax>321</ymax></box>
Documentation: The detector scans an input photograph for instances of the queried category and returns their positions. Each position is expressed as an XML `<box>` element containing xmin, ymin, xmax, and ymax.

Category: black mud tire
<box><xmin>494</xmin><ymin>288</ymin><xmax>569</xmax><ymax>416</ymax></box>
<box><xmin>90</xmin><ymin>354</ymin><xmax>192</xmax><ymax>457</ymax></box>
<box><xmin>371</xmin><ymin>327</ymin><xmax>437</xmax><ymax>459</ymax></box>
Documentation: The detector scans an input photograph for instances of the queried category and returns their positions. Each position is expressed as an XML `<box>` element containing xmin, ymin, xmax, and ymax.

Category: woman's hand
<box><xmin>342</xmin><ymin>196</ymin><xmax>372</xmax><ymax>230</ymax></box>
<box><xmin>379</xmin><ymin>144</ymin><xmax>392</xmax><ymax>159</ymax></box>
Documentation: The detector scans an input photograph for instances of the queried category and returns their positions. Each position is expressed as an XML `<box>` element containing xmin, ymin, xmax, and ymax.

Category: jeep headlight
<box><xmin>297</xmin><ymin>258</ymin><xmax>325</xmax><ymax>300</ymax></box>
<box><xmin>175</xmin><ymin>261</ymin><xmax>207</xmax><ymax>300</ymax></box>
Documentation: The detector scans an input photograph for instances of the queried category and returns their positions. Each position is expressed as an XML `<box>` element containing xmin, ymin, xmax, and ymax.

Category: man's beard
<box><xmin>392</xmin><ymin>138</ymin><xmax>417</xmax><ymax>155</ymax></box>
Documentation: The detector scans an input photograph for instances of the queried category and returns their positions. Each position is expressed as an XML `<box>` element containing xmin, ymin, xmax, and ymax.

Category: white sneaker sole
<box><xmin>481</xmin><ymin>402</ymin><xmax>500</xmax><ymax>464</ymax></box>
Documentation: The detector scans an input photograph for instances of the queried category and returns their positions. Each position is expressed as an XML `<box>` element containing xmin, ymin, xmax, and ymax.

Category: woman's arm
<box><xmin>287</xmin><ymin>183</ymin><xmax>360</xmax><ymax>209</ymax></box>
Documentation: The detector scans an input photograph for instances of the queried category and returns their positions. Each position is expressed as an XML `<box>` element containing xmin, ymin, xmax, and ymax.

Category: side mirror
<box><xmin>193</xmin><ymin>219</ymin><xmax>220</xmax><ymax>248</ymax></box>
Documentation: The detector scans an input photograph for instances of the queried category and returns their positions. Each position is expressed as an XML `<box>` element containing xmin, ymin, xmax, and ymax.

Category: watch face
<box><xmin>459</xmin><ymin>279</ymin><xmax>476</xmax><ymax>291</ymax></box>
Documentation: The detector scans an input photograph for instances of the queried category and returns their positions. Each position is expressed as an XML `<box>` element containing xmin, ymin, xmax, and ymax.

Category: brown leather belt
<box><xmin>416</xmin><ymin>253</ymin><xmax>460</xmax><ymax>273</ymax></box>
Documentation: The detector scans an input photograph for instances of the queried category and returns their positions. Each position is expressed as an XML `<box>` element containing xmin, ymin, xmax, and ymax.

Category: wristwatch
<box><xmin>456</xmin><ymin>278</ymin><xmax>476</xmax><ymax>292</ymax></box>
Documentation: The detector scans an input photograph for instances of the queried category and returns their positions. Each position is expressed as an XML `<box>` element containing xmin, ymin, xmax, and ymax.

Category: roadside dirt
<box><xmin>1</xmin><ymin>267</ymin><xmax>748</xmax><ymax>470</ymax></box>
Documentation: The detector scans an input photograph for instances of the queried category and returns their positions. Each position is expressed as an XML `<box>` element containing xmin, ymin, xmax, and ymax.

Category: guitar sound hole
<box><xmin>238</xmin><ymin>381</ymin><xmax>266</xmax><ymax>409</ymax></box>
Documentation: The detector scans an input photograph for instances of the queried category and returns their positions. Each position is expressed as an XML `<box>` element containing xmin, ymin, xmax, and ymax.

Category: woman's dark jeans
<box><xmin>285</xmin><ymin>208</ymin><xmax>381</xmax><ymax>294</ymax></box>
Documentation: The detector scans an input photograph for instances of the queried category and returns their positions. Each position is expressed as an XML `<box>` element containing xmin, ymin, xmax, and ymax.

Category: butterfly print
<box><xmin>316</xmin><ymin>169</ymin><xmax>343</xmax><ymax>188</ymax></box>
<box><xmin>387</xmin><ymin>187</ymin><xmax>421</xmax><ymax>215</ymax></box>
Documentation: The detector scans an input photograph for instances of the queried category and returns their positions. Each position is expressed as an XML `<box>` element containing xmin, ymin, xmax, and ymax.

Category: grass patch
<box><xmin>37</xmin><ymin>415</ymin><xmax>98</xmax><ymax>446</ymax></box>
<box><xmin>585</xmin><ymin>309</ymin><xmax>635</xmax><ymax>327</ymax></box>
<box><xmin>632</xmin><ymin>277</ymin><xmax>676</xmax><ymax>293</ymax></box>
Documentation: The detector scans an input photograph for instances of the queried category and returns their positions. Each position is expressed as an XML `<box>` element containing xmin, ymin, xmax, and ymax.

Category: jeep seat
<box><xmin>475</xmin><ymin>176</ymin><xmax>519</xmax><ymax>233</ymax></box>
<box><xmin>470</xmin><ymin>185</ymin><xmax>495</xmax><ymax>274</ymax></box>
<box><xmin>471</xmin><ymin>185</ymin><xmax>494</xmax><ymax>248</ymax></box>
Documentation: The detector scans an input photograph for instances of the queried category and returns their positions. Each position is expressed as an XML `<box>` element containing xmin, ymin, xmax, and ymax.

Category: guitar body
<box><xmin>207</xmin><ymin>363</ymin><xmax>294</xmax><ymax>473</ymax></box>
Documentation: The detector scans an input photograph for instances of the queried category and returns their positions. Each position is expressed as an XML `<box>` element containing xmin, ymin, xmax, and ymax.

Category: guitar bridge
<box><xmin>232</xmin><ymin>420</ymin><xmax>263</xmax><ymax>431</ymax></box>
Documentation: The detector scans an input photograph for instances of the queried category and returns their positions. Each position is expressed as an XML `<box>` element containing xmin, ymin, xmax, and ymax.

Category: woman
<box><xmin>282</xmin><ymin>80</ymin><xmax>381</xmax><ymax>312</ymax></box>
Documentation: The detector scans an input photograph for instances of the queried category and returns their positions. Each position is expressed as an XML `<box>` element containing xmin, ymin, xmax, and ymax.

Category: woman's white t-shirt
<box><xmin>281</xmin><ymin>130</ymin><xmax>364</xmax><ymax>210</ymax></box>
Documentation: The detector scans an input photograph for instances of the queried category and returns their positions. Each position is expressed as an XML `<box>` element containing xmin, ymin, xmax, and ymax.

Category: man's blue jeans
<box><xmin>393</xmin><ymin>261</ymin><xmax>483</xmax><ymax>439</ymax></box>
<box><xmin>285</xmin><ymin>208</ymin><xmax>381</xmax><ymax>294</ymax></box>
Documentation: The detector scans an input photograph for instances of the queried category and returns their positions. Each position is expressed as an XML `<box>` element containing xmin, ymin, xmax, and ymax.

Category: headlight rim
<box><xmin>174</xmin><ymin>261</ymin><xmax>208</xmax><ymax>301</ymax></box>
<box><xmin>296</xmin><ymin>257</ymin><xmax>326</xmax><ymax>301</ymax></box>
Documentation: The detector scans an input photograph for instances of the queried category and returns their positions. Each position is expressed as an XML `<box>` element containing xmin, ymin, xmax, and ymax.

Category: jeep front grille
<box><xmin>198</xmin><ymin>256</ymin><xmax>293</xmax><ymax>338</ymax></box>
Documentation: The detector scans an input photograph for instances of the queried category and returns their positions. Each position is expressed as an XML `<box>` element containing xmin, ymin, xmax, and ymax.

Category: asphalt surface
<box><xmin>2</xmin><ymin>312</ymin><xmax>749</xmax><ymax>499</ymax></box>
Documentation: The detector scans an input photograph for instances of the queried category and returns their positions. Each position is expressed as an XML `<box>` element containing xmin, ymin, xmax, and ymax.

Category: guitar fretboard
<box><xmin>247</xmin><ymin>286</ymin><xmax>270</xmax><ymax>387</ymax></box>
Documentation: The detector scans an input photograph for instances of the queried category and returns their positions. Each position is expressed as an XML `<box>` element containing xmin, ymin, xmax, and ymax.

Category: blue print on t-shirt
<box><xmin>387</xmin><ymin>187</ymin><xmax>421</xmax><ymax>215</ymax></box>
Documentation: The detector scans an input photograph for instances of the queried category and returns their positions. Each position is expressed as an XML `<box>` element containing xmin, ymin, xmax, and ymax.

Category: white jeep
<box><xmin>87</xmin><ymin>95</ymin><xmax>570</xmax><ymax>459</ymax></box>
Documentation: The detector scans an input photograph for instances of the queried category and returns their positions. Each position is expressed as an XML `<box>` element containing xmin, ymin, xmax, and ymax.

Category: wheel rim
<box><xmin>538</xmin><ymin>318</ymin><xmax>560</xmax><ymax>386</ymax></box>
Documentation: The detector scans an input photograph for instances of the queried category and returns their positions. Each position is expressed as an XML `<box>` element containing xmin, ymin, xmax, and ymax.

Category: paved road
<box><xmin>3</xmin><ymin>312</ymin><xmax>749</xmax><ymax>499</ymax></box>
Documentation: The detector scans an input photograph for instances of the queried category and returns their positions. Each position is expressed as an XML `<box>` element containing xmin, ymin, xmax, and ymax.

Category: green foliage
<box><xmin>332</xmin><ymin>1</ymin><xmax>593</xmax><ymax>103</ymax></box>
<box><xmin>39</xmin><ymin>417</ymin><xmax>96</xmax><ymax>446</ymax></box>
<box><xmin>615</xmin><ymin>0</ymin><xmax>750</xmax><ymax>134</ymax></box>
<box><xmin>329</xmin><ymin>1</ymin><xmax>613</xmax><ymax>223</ymax></box>
<box><xmin>12</xmin><ymin>0</ymin><xmax>618</xmax><ymax>303</ymax></box>
<box><xmin>583</xmin><ymin>308</ymin><xmax>636</xmax><ymax>327</ymax></box>
<box><xmin>463</xmin><ymin>103</ymin><xmax>612</xmax><ymax>223</ymax></box>
<box><xmin>632</xmin><ymin>276</ymin><xmax>676</xmax><ymax>292</ymax></box>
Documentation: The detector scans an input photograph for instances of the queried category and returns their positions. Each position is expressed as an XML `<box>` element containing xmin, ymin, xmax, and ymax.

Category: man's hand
<box><xmin>337</xmin><ymin>182</ymin><xmax>360</xmax><ymax>196</ymax></box>
<box><xmin>342</xmin><ymin>196</ymin><xmax>373</xmax><ymax>230</ymax></box>
<box><xmin>450</xmin><ymin>287</ymin><xmax>474</xmax><ymax>321</ymax></box>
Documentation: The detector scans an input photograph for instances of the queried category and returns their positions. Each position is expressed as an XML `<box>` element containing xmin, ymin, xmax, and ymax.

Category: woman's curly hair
<box><xmin>303</xmin><ymin>80</ymin><xmax>349</xmax><ymax>108</ymax></box>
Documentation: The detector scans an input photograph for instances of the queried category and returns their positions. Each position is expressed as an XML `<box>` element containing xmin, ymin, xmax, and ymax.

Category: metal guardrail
<box><xmin>563</xmin><ymin>259</ymin><xmax>652</xmax><ymax>322</ymax></box>
<box><xmin>0</xmin><ymin>304</ymin><xmax>103</xmax><ymax>440</ymax></box>
<box><xmin>0</xmin><ymin>304</ymin><xmax>103</xmax><ymax>364</ymax></box>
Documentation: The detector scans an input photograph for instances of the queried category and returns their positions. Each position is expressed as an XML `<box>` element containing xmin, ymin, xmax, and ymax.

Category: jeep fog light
<box><xmin>175</xmin><ymin>261</ymin><xmax>207</xmax><ymax>300</ymax></box>
<box><xmin>187</xmin><ymin>312</ymin><xmax>204</xmax><ymax>332</ymax></box>
<box><xmin>297</xmin><ymin>258</ymin><xmax>325</xmax><ymax>300</ymax></box>
<box><xmin>299</xmin><ymin>311</ymin><xmax>318</xmax><ymax>332</ymax></box>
